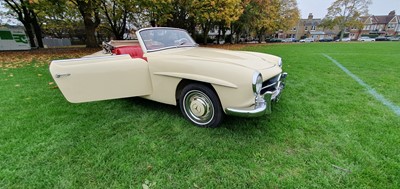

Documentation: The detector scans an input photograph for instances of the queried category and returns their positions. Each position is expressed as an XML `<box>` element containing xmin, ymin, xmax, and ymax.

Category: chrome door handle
<box><xmin>55</xmin><ymin>73</ymin><xmax>71</xmax><ymax>78</ymax></box>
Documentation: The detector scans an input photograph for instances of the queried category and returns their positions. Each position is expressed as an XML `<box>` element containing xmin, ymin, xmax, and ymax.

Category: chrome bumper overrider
<box><xmin>225</xmin><ymin>72</ymin><xmax>287</xmax><ymax>117</ymax></box>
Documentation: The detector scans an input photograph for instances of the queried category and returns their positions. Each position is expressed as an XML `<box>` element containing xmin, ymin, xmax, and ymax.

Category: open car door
<box><xmin>49</xmin><ymin>55</ymin><xmax>152</xmax><ymax>103</ymax></box>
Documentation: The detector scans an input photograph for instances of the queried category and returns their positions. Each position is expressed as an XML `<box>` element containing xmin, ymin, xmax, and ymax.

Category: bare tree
<box><xmin>325</xmin><ymin>0</ymin><xmax>371</xmax><ymax>41</ymax></box>
<box><xmin>99</xmin><ymin>0</ymin><xmax>133</xmax><ymax>40</ymax></box>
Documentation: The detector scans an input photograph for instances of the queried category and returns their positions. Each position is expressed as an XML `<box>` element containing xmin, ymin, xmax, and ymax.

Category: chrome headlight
<box><xmin>252</xmin><ymin>72</ymin><xmax>263</xmax><ymax>96</ymax></box>
<box><xmin>278</xmin><ymin>59</ymin><xmax>283</xmax><ymax>67</ymax></box>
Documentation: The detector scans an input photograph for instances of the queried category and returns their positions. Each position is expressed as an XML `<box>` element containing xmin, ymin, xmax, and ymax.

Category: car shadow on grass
<box><xmin>96</xmin><ymin>97</ymin><xmax>276</xmax><ymax>137</ymax></box>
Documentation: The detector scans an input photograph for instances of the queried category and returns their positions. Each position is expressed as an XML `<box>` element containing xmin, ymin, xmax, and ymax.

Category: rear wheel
<box><xmin>179</xmin><ymin>84</ymin><xmax>223</xmax><ymax>128</ymax></box>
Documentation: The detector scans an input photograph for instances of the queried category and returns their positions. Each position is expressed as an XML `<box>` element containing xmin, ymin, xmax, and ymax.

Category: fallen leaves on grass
<box><xmin>48</xmin><ymin>81</ymin><xmax>58</xmax><ymax>89</ymax></box>
<box><xmin>142</xmin><ymin>179</ymin><xmax>156</xmax><ymax>189</ymax></box>
<box><xmin>0</xmin><ymin>44</ymin><xmax>261</xmax><ymax>69</ymax></box>
<box><xmin>0</xmin><ymin>47</ymin><xmax>101</xmax><ymax>68</ymax></box>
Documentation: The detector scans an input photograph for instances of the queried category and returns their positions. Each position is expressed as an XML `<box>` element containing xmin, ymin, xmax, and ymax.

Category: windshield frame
<box><xmin>136</xmin><ymin>27</ymin><xmax>197</xmax><ymax>53</ymax></box>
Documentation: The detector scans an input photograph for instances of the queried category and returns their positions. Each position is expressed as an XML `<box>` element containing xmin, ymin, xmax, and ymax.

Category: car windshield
<box><xmin>139</xmin><ymin>28</ymin><xmax>196</xmax><ymax>52</ymax></box>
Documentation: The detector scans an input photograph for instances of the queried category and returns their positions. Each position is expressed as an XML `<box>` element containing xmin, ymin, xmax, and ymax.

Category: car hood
<box><xmin>155</xmin><ymin>47</ymin><xmax>279</xmax><ymax>70</ymax></box>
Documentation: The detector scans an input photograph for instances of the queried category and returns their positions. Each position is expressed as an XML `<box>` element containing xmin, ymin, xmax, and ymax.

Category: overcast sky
<box><xmin>297</xmin><ymin>0</ymin><xmax>400</xmax><ymax>18</ymax></box>
<box><xmin>2</xmin><ymin>1</ymin><xmax>400</xmax><ymax>25</ymax></box>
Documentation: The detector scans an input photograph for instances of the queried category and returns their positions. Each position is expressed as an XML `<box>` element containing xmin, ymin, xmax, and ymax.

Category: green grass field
<box><xmin>1</xmin><ymin>42</ymin><xmax>399</xmax><ymax>188</ymax></box>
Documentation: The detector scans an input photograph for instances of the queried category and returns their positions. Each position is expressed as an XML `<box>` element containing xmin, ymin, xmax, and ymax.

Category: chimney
<box><xmin>308</xmin><ymin>13</ymin><xmax>313</xmax><ymax>20</ymax></box>
<box><xmin>389</xmin><ymin>10</ymin><xmax>395</xmax><ymax>16</ymax></box>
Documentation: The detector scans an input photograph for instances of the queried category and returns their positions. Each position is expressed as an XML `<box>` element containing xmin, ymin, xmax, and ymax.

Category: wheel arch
<box><xmin>175</xmin><ymin>79</ymin><xmax>220</xmax><ymax>105</ymax></box>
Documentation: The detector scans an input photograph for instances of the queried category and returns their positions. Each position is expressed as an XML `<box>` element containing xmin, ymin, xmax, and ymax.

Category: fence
<box><xmin>43</xmin><ymin>38</ymin><xmax>71</xmax><ymax>47</ymax></box>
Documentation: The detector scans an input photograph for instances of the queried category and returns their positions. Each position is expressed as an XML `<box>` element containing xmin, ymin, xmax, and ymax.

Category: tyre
<box><xmin>179</xmin><ymin>84</ymin><xmax>224</xmax><ymax>128</ymax></box>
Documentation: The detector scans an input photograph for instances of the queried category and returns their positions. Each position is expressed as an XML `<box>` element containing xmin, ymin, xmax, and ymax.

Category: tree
<box><xmin>241</xmin><ymin>0</ymin><xmax>279</xmax><ymax>43</ymax></box>
<box><xmin>137</xmin><ymin>0</ymin><xmax>174</xmax><ymax>27</ymax></box>
<box><xmin>192</xmin><ymin>0</ymin><xmax>243</xmax><ymax>44</ymax></box>
<box><xmin>319</xmin><ymin>18</ymin><xmax>336</xmax><ymax>30</ymax></box>
<box><xmin>276</xmin><ymin>0</ymin><xmax>300</xmax><ymax>32</ymax></box>
<box><xmin>36</xmin><ymin>0</ymin><xmax>82</xmax><ymax>39</ymax></box>
<box><xmin>99</xmin><ymin>0</ymin><xmax>136</xmax><ymax>40</ymax></box>
<box><xmin>3</xmin><ymin>0</ymin><xmax>44</xmax><ymax>48</ymax></box>
<box><xmin>325</xmin><ymin>0</ymin><xmax>371</xmax><ymax>41</ymax></box>
<box><xmin>70</xmin><ymin>0</ymin><xmax>101</xmax><ymax>48</ymax></box>
<box><xmin>165</xmin><ymin>0</ymin><xmax>196</xmax><ymax>35</ymax></box>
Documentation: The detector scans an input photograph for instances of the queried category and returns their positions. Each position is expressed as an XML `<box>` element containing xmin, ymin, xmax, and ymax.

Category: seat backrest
<box><xmin>112</xmin><ymin>46</ymin><xmax>147</xmax><ymax>61</ymax></box>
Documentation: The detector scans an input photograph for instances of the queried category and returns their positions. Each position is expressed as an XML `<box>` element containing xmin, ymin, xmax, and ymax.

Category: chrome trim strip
<box><xmin>262</xmin><ymin>82</ymin><xmax>277</xmax><ymax>89</ymax></box>
<box><xmin>225</xmin><ymin>92</ymin><xmax>272</xmax><ymax>117</ymax></box>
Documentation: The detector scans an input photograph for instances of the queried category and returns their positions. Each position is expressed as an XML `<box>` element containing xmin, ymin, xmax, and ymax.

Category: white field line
<box><xmin>322</xmin><ymin>54</ymin><xmax>400</xmax><ymax>116</ymax></box>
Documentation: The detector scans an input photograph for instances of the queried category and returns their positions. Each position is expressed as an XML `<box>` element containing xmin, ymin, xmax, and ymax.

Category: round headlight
<box><xmin>252</xmin><ymin>72</ymin><xmax>263</xmax><ymax>95</ymax></box>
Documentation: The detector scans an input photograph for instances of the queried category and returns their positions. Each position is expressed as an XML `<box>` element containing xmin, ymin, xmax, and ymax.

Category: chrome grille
<box><xmin>261</xmin><ymin>74</ymin><xmax>281</xmax><ymax>95</ymax></box>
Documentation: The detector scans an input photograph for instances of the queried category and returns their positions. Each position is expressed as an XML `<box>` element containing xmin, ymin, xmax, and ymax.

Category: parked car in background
<box><xmin>299</xmin><ymin>38</ymin><xmax>314</xmax><ymax>43</ymax></box>
<box><xmin>283</xmin><ymin>38</ymin><xmax>298</xmax><ymax>43</ymax></box>
<box><xmin>213</xmin><ymin>39</ymin><xmax>225</xmax><ymax>44</ymax></box>
<box><xmin>387</xmin><ymin>36</ymin><xmax>400</xmax><ymax>41</ymax></box>
<box><xmin>375</xmin><ymin>37</ymin><xmax>390</xmax><ymax>41</ymax></box>
<box><xmin>358</xmin><ymin>37</ymin><xmax>375</xmax><ymax>42</ymax></box>
<box><xmin>266</xmin><ymin>38</ymin><xmax>283</xmax><ymax>43</ymax></box>
<box><xmin>49</xmin><ymin>27</ymin><xmax>287</xmax><ymax>128</ymax></box>
<box><xmin>335</xmin><ymin>37</ymin><xmax>351</xmax><ymax>42</ymax></box>
<box><xmin>319</xmin><ymin>38</ymin><xmax>333</xmax><ymax>42</ymax></box>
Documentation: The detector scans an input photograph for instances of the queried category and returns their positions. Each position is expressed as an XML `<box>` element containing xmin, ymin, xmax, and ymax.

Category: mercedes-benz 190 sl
<box><xmin>50</xmin><ymin>27</ymin><xmax>287</xmax><ymax>127</ymax></box>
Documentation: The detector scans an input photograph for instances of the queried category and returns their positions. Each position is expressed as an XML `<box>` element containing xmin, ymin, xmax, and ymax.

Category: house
<box><xmin>350</xmin><ymin>11</ymin><xmax>400</xmax><ymax>39</ymax></box>
<box><xmin>284</xmin><ymin>13</ymin><xmax>340</xmax><ymax>40</ymax></box>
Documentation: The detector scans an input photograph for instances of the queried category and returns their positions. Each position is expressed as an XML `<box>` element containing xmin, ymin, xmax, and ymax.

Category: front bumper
<box><xmin>225</xmin><ymin>72</ymin><xmax>287</xmax><ymax>117</ymax></box>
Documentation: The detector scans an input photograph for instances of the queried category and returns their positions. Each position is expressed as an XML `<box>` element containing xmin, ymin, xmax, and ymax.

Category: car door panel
<box><xmin>50</xmin><ymin>55</ymin><xmax>152</xmax><ymax>103</ymax></box>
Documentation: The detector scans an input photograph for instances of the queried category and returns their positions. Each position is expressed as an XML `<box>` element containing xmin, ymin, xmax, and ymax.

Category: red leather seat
<box><xmin>113</xmin><ymin>46</ymin><xmax>147</xmax><ymax>61</ymax></box>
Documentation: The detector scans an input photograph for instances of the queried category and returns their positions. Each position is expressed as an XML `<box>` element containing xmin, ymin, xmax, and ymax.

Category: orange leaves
<box><xmin>192</xmin><ymin>0</ymin><xmax>243</xmax><ymax>24</ymax></box>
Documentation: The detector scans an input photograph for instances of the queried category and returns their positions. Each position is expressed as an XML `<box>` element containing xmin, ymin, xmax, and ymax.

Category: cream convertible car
<box><xmin>50</xmin><ymin>27</ymin><xmax>287</xmax><ymax>127</ymax></box>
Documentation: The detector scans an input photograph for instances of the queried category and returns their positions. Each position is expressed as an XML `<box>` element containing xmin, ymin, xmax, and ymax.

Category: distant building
<box><xmin>283</xmin><ymin>13</ymin><xmax>340</xmax><ymax>41</ymax></box>
<box><xmin>350</xmin><ymin>10</ymin><xmax>400</xmax><ymax>39</ymax></box>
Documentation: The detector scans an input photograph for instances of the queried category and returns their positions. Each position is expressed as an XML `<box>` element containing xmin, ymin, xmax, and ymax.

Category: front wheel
<box><xmin>179</xmin><ymin>84</ymin><xmax>224</xmax><ymax>128</ymax></box>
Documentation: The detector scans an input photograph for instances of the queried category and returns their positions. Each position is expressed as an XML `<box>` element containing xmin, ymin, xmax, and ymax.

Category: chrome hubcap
<box><xmin>183</xmin><ymin>90</ymin><xmax>214</xmax><ymax>125</ymax></box>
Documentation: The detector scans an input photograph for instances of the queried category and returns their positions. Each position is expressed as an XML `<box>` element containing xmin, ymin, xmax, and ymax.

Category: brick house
<box><xmin>284</xmin><ymin>13</ymin><xmax>340</xmax><ymax>41</ymax></box>
<box><xmin>350</xmin><ymin>11</ymin><xmax>400</xmax><ymax>39</ymax></box>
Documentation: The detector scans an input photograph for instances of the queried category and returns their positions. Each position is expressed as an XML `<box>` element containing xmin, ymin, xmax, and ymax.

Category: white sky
<box><xmin>297</xmin><ymin>0</ymin><xmax>400</xmax><ymax>18</ymax></box>
<box><xmin>2</xmin><ymin>1</ymin><xmax>400</xmax><ymax>25</ymax></box>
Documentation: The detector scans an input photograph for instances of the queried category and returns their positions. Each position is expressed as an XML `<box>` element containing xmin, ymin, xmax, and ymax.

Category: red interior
<box><xmin>112</xmin><ymin>46</ymin><xmax>147</xmax><ymax>61</ymax></box>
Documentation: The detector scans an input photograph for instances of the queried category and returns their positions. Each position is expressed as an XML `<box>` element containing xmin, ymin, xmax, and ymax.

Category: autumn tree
<box><xmin>319</xmin><ymin>17</ymin><xmax>336</xmax><ymax>30</ymax></box>
<box><xmin>255</xmin><ymin>0</ymin><xmax>279</xmax><ymax>42</ymax></box>
<box><xmin>192</xmin><ymin>0</ymin><xmax>243</xmax><ymax>44</ymax></box>
<box><xmin>165</xmin><ymin>0</ymin><xmax>196</xmax><ymax>35</ymax></box>
<box><xmin>276</xmin><ymin>0</ymin><xmax>300</xmax><ymax>32</ymax></box>
<box><xmin>325</xmin><ymin>0</ymin><xmax>371</xmax><ymax>41</ymax></box>
<box><xmin>36</xmin><ymin>0</ymin><xmax>82</xmax><ymax>39</ymax></box>
<box><xmin>137</xmin><ymin>0</ymin><xmax>174</xmax><ymax>27</ymax></box>
<box><xmin>70</xmin><ymin>0</ymin><xmax>101</xmax><ymax>48</ymax></box>
<box><xmin>3</xmin><ymin>0</ymin><xmax>44</xmax><ymax>48</ymax></box>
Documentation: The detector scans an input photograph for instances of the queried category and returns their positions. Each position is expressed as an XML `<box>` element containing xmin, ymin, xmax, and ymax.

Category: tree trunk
<box><xmin>84</xmin><ymin>18</ymin><xmax>98</xmax><ymax>48</ymax></box>
<box><xmin>22</xmin><ymin>22</ymin><xmax>37</xmax><ymax>48</ymax></box>
<box><xmin>222</xmin><ymin>27</ymin><xmax>227</xmax><ymax>43</ymax></box>
<box><xmin>201</xmin><ymin>24</ymin><xmax>210</xmax><ymax>45</ymax></box>
<box><xmin>75</xmin><ymin>0</ymin><xmax>100</xmax><ymax>48</ymax></box>
<box><xmin>216</xmin><ymin>24</ymin><xmax>222</xmax><ymax>44</ymax></box>
<box><xmin>31</xmin><ymin>11</ymin><xmax>44</xmax><ymax>48</ymax></box>
<box><xmin>340</xmin><ymin>28</ymin><xmax>345</xmax><ymax>41</ymax></box>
